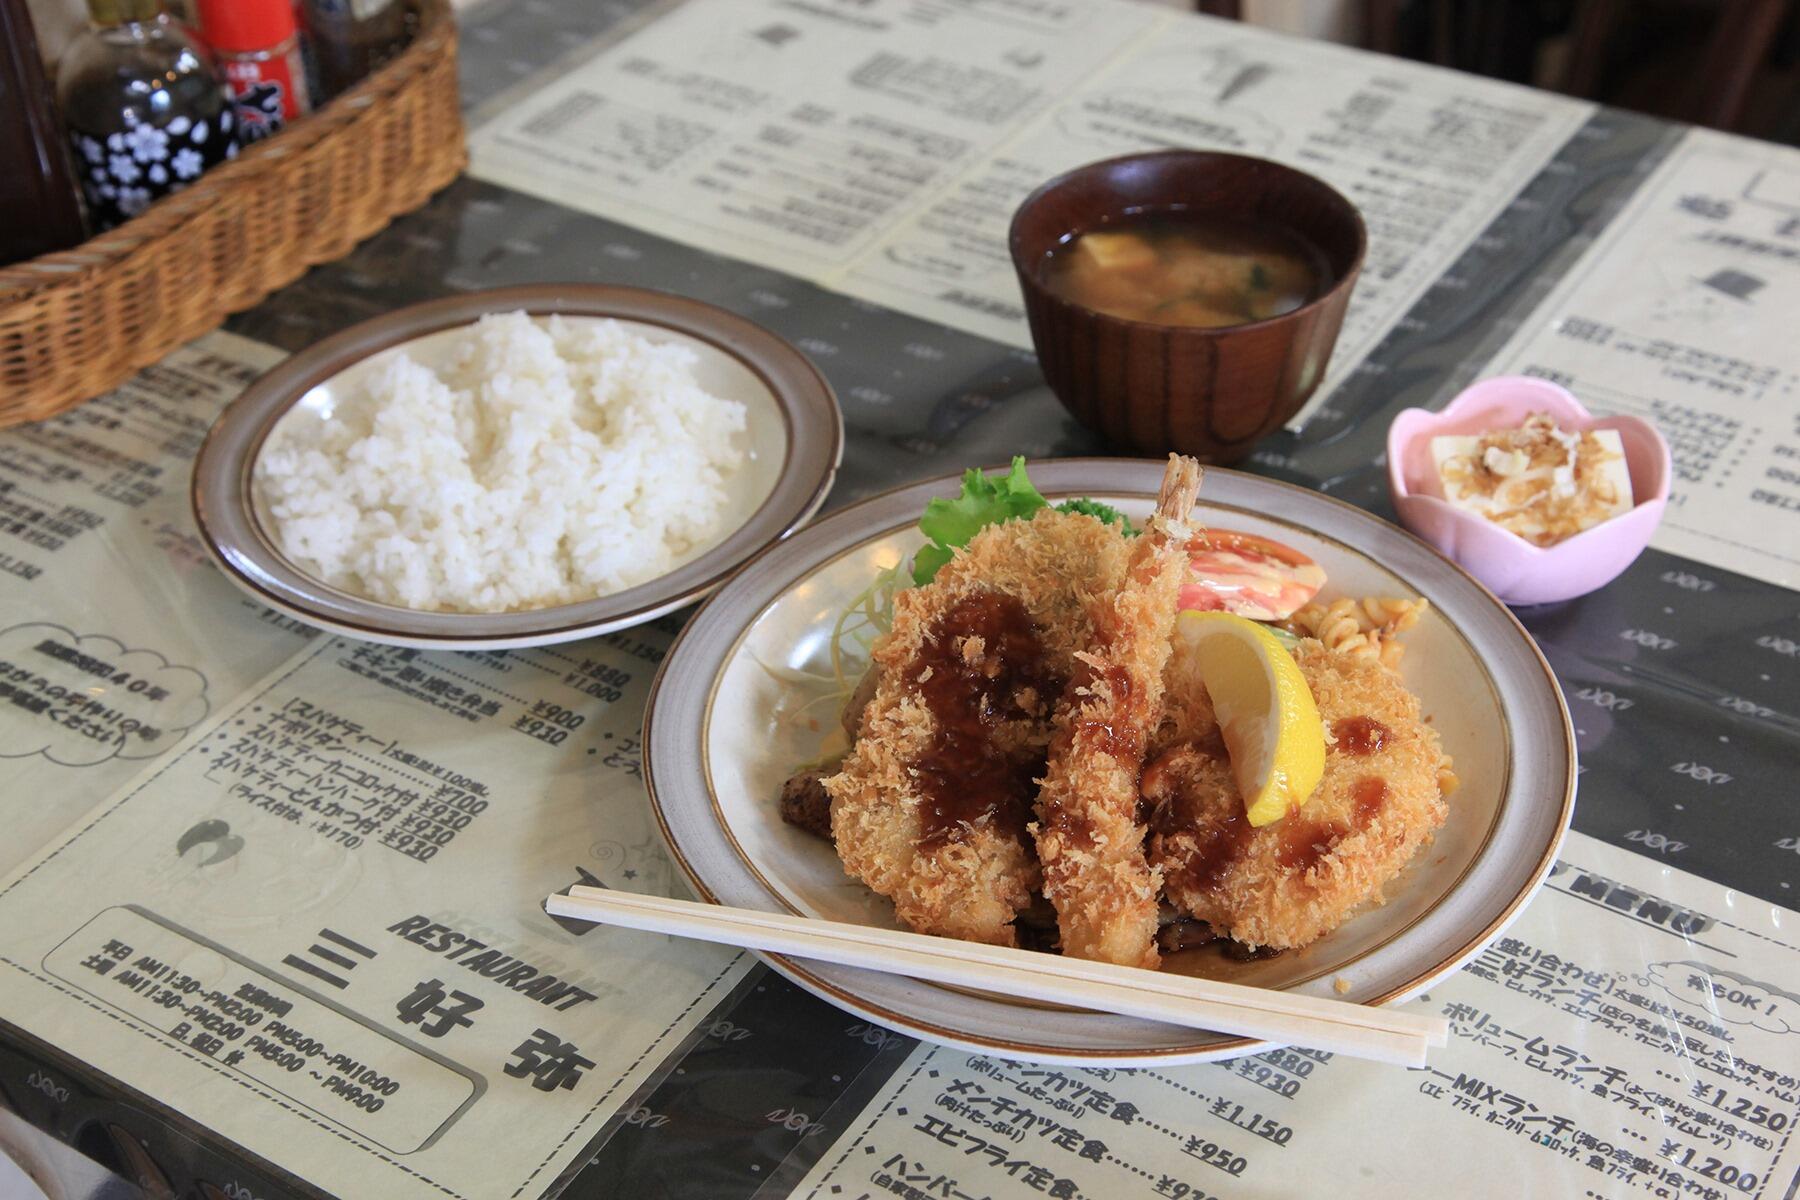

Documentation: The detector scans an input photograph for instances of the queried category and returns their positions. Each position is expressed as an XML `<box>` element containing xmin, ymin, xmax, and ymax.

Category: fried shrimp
<box><xmin>824</xmin><ymin>507</ymin><xmax>1133</xmax><ymax>945</ymax></box>
<box><xmin>1033</xmin><ymin>456</ymin><xmax>1202</xmax><ymax>968</ymax></box>
<box><xmin>1144</xmin><ymin>640</ymin><xmax>1450</xmax><ymax>950</ymax></box>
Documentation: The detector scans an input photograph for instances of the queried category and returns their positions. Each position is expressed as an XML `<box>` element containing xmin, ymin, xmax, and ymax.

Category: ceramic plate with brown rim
<box><xmin>191</xmin><ymin>285</ymin><xmax>842</xmax><ymax>650</ymax></box>
<box><xmin>645</xmin><ymin>458</ymin><xmax>1574</xmax><ymax>1065</ymax></box>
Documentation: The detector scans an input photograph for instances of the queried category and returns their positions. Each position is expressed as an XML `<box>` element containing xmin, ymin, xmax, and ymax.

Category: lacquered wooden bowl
<box><xmin>1010</xmin><ymin>151</ymin><xmax>1366</xmax><ymax>463</ymax></box>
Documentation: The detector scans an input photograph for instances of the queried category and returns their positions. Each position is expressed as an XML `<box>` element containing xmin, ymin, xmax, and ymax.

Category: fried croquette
<box><xmin>824</xmin><ymin>506</ymin><xmax>1134</xmax><ymax>945</ymax></box>
<box><xmin>1033</xmin><ymin>456</ymin><xmax>1201</xmax><ymax>968</ymax></box>
<box><xmin>1144</xmin><ymin>639</ymin><xmax>1450</xmax><ymax>950</ymax></box>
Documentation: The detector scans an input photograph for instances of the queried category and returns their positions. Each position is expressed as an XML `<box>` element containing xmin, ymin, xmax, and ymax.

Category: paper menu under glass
<box><xmin>0</xmin><ymin>333</ymin><xmax>315</xmax><ymax>876</ymax></box>
<box><xmin>467</xmin><ymin>0</ymin><xmax>1594</xmax><ymax>428</ymax></box>
<box><xmin>1478</xmin><ymin>128</ymin><xmax>1800</xmax><ymax>592</ymax></box>
<box><xmin>0</xmin><ymin>327</ymin><xmax>1792</xmax><ymax>1200</ymax></box>
<box><xmin>0</xmin><ymin>327</ymin><xmax>751</xmax><ymax>1199</ymax></box>
<box><xmin>0</xmin><ymin>627</ymin><xmax>747</xmax><ymax>1200</ymax></box>
<box><xmin>794</xmin><ymin>830</ymin><xmax>1800</xmax><ymax>1200</ymax></box>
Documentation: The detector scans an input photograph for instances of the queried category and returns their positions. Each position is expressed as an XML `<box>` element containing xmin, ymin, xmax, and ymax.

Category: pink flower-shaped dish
<box><xmin>1387</xmin><ymin>376</ymin><xmax>1671</xmax><ymax>606</ymax></box>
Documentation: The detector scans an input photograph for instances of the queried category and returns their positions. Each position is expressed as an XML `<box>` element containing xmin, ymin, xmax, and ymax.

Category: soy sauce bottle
<box><xmin>0</xmin><ymin>0</ymin><xmax>88</xmax><ymax>263</ymax></box>
<box><xmin>56</xmin><ymin>0</ymin><xmax>236</xmax><ymax>231</ymax></box>
<box><xmin>299</xmin><ymin>0</ymin><xmax>408</xmax><ymax>100</ymax></box>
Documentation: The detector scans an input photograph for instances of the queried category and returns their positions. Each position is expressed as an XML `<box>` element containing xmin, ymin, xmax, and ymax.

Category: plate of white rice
<box><xmin>192</xmin><ymin>286</ymin><xmax>842</xmax><ymax>648</ymax></box>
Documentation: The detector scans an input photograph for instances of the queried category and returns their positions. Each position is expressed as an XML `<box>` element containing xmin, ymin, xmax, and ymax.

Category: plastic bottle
<box><xmin>55</xmin><ymin>0</ymin><xmax>236</xmax><ymax>231</ymax></box>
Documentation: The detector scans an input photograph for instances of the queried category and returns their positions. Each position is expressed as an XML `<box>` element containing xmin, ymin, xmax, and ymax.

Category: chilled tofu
<box><xmin>1431</xmin><ymin>415</ymin><xmax>1633</xmax><ymax>546</ymax></box>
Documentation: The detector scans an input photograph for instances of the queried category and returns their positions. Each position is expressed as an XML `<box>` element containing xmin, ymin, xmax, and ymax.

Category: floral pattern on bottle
<box><xmin>69</xmin><ymin>106</ymin><xmax>235</xmax><ymax>230</ymax></box>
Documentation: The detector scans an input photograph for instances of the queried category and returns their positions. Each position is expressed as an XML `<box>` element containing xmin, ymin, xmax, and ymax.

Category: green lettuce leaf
<box><xmin>908</xmin><ymin>459</ymin><xmax>1140</xmax><ymax>583</ymax></box>
<box><xmin>912</xmin><ymin>457</ymin><xmax>1048</xmax><ymax>585</ymax></box>
<box><xmin>909</xmin><ymin>542</ymin><xmax>957</xmax><ymax>586</ymax></box>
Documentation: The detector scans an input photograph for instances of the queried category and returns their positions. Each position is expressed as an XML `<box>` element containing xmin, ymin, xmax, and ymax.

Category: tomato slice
<box><xmin>1178</xmin><ymin>529</ymin><xmax>1325</xmax><ymax>621</ymax></box>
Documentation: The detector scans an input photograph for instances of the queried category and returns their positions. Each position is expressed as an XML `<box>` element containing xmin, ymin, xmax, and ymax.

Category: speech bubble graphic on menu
<box><xmin>1649</xmin><ymin>961</ymin><xmax>1799</xmax><ymax>1036</ymax></box>
<box><xmin>0</xmin><ymin>623</ymin><xmax>210</xmax><ymax>767</ymax></box>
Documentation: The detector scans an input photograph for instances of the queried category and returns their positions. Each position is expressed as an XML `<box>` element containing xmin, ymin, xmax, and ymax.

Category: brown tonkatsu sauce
<box><xmin>1144</xmin><ymin>741</ymin><xmax>1393</xmax><ymax>889</ymax></box>
<box><xmin>1065</xmin><ymin>657</ymin><xmax>1142</xmax><ymax>764</ymax></box>
<box><xmin>1351</xmin><ymin>775</ymin><xmax>1389</xmax><ymax>822</ymax></box>
<box><xmin>1143</xmin><ymin>743</ymin><xmax>1256</xmax><ymax>893</ymax></box>
<box><xmin>1272</xmin><ymin>820</ymin><xmax>1335</xmax><ymax>872</ymax></box>
<box><xmin>1332</xmin><ymin>715</ymin><xmax>1390</xmax><ymax>756</ymax></box>
<box><xmin>1169</xmin><ymin>807</ymin><xmax>1256</xmax><ymax>893</ymax></box>
<box><xmin>908</xmin><ymin>590</ymin><xmax>1063</xmax><ymax>849</ymax></box>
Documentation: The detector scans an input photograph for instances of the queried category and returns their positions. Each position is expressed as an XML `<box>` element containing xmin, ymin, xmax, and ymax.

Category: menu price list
<box><xmin>474</xmin><ymin>0</ymin><xmax>1155</xmax><ymax>275</ymax></box>
<box><xmin>797</xmin><ymin>834</ymin><xmax>1800</xmax><ymax>1200</ymax></box>
<box><xmin>0</xmin><ymin>332</ymin><xmax>315</xmax><ymax>877</ymax></box>
<box><xmin>1483</xmin><ymin>128</ymin><xmax>1800</xmax><ymax>590</ymax></box>
<box><xmin>0</xmin><ymin>628</ymin><xmax>748</xmax><ymax>1200</ymax></box>
<box><xmin>210</xmin><ymin>690</ymin><xmax>501</xmax><ymax>861</ymax></box>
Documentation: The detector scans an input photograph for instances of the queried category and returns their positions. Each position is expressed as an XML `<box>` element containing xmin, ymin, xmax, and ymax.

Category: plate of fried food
<box><xmin>645</xmin><ymin>456</ymin><xmax>1574</xmax><ymax>1064</ymax></box>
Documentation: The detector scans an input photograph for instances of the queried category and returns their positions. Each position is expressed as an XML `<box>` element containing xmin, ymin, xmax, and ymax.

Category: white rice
<box><xmin>254</xmin><ymin>311</ymin><xmax>748</xmax><ymax>613</ymax></box>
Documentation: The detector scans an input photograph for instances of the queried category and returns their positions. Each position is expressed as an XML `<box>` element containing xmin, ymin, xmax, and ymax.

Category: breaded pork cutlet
<box><xmin>824</xmin><ymin>505</ymin><xmax>1132</xmax><ymax>945</ymax></box>
<box><xmin>1143</xmin><ymin>640</ymin><xmax>1449</xmax><ymax>950</ymax></box>
<box><xmin>1033</xmin><ymin>457</ymin><xmax>1201</xmax><ymax>968</ymax></box>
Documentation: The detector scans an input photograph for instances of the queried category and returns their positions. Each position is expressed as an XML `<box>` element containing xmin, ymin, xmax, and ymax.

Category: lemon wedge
<box><xmin>1174</xmin><ymin>610</ymin><xmax>1325</xmax><ymax>826</ymax></box>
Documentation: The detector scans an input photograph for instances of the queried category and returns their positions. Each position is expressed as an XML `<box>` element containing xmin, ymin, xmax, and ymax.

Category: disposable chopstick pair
<box><xmin>544</xmin><ymin>886</ymin><xmax>1448</xmax><ymax>1066</ymax></box>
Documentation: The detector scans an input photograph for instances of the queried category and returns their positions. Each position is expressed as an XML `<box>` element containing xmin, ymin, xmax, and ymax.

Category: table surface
<box><xmin>3</xmin><ymin>1</ymin><xmax>1797</xmax><ymax>1197</ymax></box>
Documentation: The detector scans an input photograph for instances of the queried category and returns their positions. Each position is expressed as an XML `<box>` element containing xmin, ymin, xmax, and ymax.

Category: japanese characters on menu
<box><xmin>795</xmin><ymin>834</ymin><xmax>1800</xmax><ymax>1200</ymax></box>
<box><xmin>470</xmin><ymin>0</ymin><xmax>1593</xmax><ymax>427</ymax></box>
<box><xmin>0</xmin><ymin>2</ymin><xmax>1796</xmax><ymax>1198</ymax></box>
<box><xmin>1480</xmin><ymin>129</ymin><xmax>1800</xmax><ymax>590</ymax></box>
<box><xmin>469</xmin><ymin>0</ymin><xmax>1800</xmax><ymax>591</ymax></box>
<box><xmin>0</xmin><ymin>334</ymin><xmax>746</xmax><ymax>1200</ymax></box>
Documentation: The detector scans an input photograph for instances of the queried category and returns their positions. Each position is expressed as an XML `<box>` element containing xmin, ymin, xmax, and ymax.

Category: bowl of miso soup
<box><xmin>1010</xmin><ymin>150</ymin><xmax>1366</xmax><ymax>463</ymax></box>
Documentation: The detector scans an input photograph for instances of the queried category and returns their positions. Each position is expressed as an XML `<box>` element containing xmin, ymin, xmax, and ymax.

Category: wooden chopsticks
<box><xmin>544</xmin><ymin>886</ymin><xmax>1448</xmax><ymax>1066</ymax></box>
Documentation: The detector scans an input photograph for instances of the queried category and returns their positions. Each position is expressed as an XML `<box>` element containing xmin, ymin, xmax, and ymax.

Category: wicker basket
<box><xmin>0</xmin><ymin>0</ymin><xmax>465</xmax><ymax>429</ymax></box>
